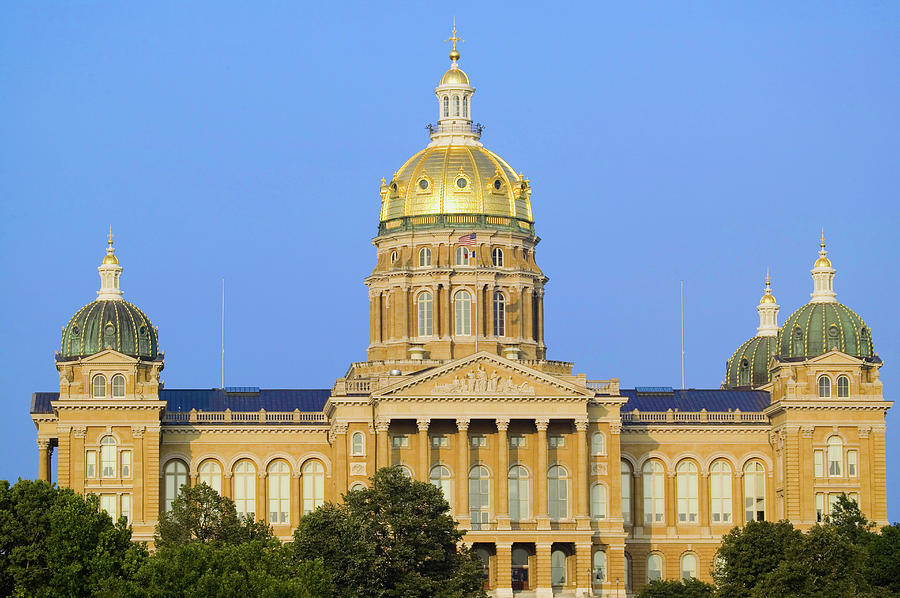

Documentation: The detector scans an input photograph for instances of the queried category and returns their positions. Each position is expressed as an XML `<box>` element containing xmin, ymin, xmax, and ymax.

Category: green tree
<box><xmin>636</xmin><ymin>578</ymin><xmax>715</xmax><ymax>598</ymax></box>
<box><xmin>714</xmin><ymin>520</ymin><xmax>802</xmax><ymax>598</ymax></box>
<box><xmin>827</xmin><ymin>492</ymin><xmax>875</xmax><ymax>545</ymax></box>
<box><xmin>0</xmin><ymin>479</ymin><xmax>146</xmax><ymax>598</ymax></box>
<box><xmin>154</xmin><ymin>482</ymin><xmax>271</xmax><ymax>548</ymax></box>
<box><xmin>864</xmin><ymin>523</ymin><xmax>900</xmax><ymax>595</ymax></box>
<box><xmin>291</xmin><ymin>466</ymin><xmax>487</xmax><ymax>598</ymax></box>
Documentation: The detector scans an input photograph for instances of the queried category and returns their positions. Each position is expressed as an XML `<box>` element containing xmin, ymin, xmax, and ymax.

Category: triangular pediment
<box><xmin>805</xmin><ymin>350</ymin><xmax>867</xmax><ymax>366</ymax></box>
<box><xmin>74</xmin><ymin>350</ymin><xmax>139</xmax><ymax>366</ymax></box>
<box><xmin>374</xmin><ymin>352</ymin><xmax>593</xmax><ymax>399</ymax></box>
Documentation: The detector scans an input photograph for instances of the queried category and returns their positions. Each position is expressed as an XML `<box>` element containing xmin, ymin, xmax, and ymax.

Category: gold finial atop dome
<box><xmin>439</xmin><ymin>23</ymin><xmax>470</xmax><ymax>87</ymax></box>
<box><xmin>102</xmin><ymin>226</ymin><xmax>119</xmax><ymax>265</ymax></box>
<box><xmin>447</xmin><ymin>22</ymin><xmax>463</xmax><ymax>64</ymax></box>
<box><xmin>760</xmin><ymin>269</ymin><xmax>777</xmax><ymax>304</ymax></box>
<box><xmin>814</xmin><ymin>229</ymin><xmax>832</xmax><ymax>268</ymax></box>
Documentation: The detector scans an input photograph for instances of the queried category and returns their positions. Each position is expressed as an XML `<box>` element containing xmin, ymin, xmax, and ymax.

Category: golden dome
<box><xmin>380</xmin><ymin>144</ymin><xmax>532</xmax><ymax>224</ymax></box>
<box><xmin>440</xmin><ymin>66</ymin><xmax>470</xmax><ymax>86</ymax></box>
<box><xmin>102</xmin><ymin>228</ymin><xmax>119</xmax><ymax>264</ymax></box>
<box><xmin>814</xmin><ymin>255</ymin><xmax>832</xmax><ymax>268</ymax></box>
<box><xmin>760</xmin><ymin>271</ymin><xmax>776</xmax><ymax>304</ymax></box>
<box><xmin>760</xmin><ymin>293</ymin><xmax>777</xmax><ymax>304</ymax></box>
<box><xmin>102</xmin><ymin>253</ymin><xmax>119</xmax><ymax>265</ymax></box>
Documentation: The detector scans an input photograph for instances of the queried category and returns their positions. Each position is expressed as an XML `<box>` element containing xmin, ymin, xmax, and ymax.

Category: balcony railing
<box><xmin>164</xmin><ymin>408</ymin><xmax>327</xmax><ymax>425</ymax></box>
<box><xmin>426</xmin><ymin>122</ymin><xmax>483</xmax><ymax>138</ymax></box>
<box><xmin>621</xmin><ymin>408</ymin><xmax>768</xmax><ymax>424</ymax></box>
<box><xmin>379</xmin><ymin>213</ymin><xmax>534</xmax><ymax>236</ymax></box>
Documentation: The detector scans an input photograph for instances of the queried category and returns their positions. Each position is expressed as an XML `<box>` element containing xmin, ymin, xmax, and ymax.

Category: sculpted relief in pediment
<box><xmin>431</xmin><ymin>364</ymin><xmax>536</xmax><ymax>396</ymax></box>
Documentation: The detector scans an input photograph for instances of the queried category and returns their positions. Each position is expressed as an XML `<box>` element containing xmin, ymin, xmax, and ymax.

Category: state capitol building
<box><xmin>29</xmin><ymin>31</ymin><xmax>890</xmax><ymax>597</ymax></box>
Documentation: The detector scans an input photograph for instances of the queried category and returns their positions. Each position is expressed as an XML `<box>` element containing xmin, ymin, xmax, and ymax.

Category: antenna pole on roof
<box><xmin>221</xmin><ymin>277</ymin><xmax>225</xmax><ymax>390</ymax></box>
<box><xmin>680</xmin><ymin>280</ymin><xmax>685</xmax><ymax>390</ymax></box>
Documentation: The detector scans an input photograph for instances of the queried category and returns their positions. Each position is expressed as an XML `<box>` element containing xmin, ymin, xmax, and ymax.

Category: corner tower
<box><xmin>366</xmin><ymin>29</ymin><xmax>547</xmax><ymax>363</ymax></box>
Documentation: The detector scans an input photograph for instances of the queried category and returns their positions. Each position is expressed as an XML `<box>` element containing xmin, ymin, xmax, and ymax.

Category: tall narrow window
<box><xmin>302</xmin><ymin>460</ymin><xmax>325</xmax><ymax>515</ymax></box>
<box><xmin>837</xmin><ymin>375</ymin><xmax>850</xmax><ymax>398</ymax></box>
<box><xmin>551</xmin><ymin>549</ymin><xmax>567</xmax><ymax>587</ymax></box>
<box><xmin>847</xmin><ymin>450</ymin><xmax>858</xmax><ymax>477</ymax></box>
<box><xmin>676</xmin><ymin>461</ymin><xmax>699</xmax><ymax>523</ymax></box>
<box><xmin>120</xmin><ymin>450</ymin><xmax>132</xmax><ymax>478</ymax></box>
<box><xmin>818</xmin><ymin>376</ymin><xmax>832</xmax><ymax>398</ymax></box>
<box><xmin>463</xmin><ymin>95</ymin><xmax>468</xmax><ymax>117</ymax></box>
<box><xmin>593</xmin><ymin>550</ymin><xmax>606</xmax><ymax>584</ymax></box>
<box><xmin>647</xmin><ymin>554</ymin><xmax>662</xmax><ymax>582</ymax></box>
<box><xmin>548</xmin><ymin>465</ymin><xmax>568</xmax><ymax>520</ymax></box>
<box><xmin>455</xmin><ymin>246</ymin><xmax>472</xmax><ymax>266</ymax></box>
<box><xmin>111</xmin><ymin>374</ymin><xmax>126</xmax><ymax>398</ymax></box>
<box><xmin>710</xmin><ymin>461</ymin><xmax>732</xmax><ymax>523</ymax></box>
<box><xmin>418</xmin><ymin>247</ymin><xmax>431</xmax><ymax>267</ymax></box>
<box><xmin>508</xmin><ymin>465</ymin><xmax>530</xmax><ymax>521</ymax></box>
<box><xmin>268</xmin><ymin>461</ymin><xmax>290</xmax><ymax>525</ymax></box>
<box><xmin>493</xmin><ymin>292</ymin><xmax>505</xmax><ymax>336</ymax></box>
<box><xmin>351</xmin><ymin>431</ymin><xmax>365</xmax><ymax>456</ymax></box>
<box><xmin>814</xmin><ymin>450</ymin><xmax>824</xmax><ymax>477</ymax></box>
<box><xmin>198</xmin><ymin>460</ymin><xmax>222</xmax><ymax>493</ymax></box>
<box><xmin>86</xmin><ymin>450</ymin><xmax>97</xmax><ymax>479</ymax></box>
<box><xmin>164</xmin><ymin>460</ymin><xmax>188</xmax><ymax>512</ymax></box>
<box><xmin>643</xmin><ymin>461</ymin><xmax>665</xmax><ymax>523</ymax></box>
<box><xmin>468</xmin><ymin>465</ymin><xmax>490</xmax><ymax>529</ymax></box>
<box><xmin>92</xmin><ymin>374</ymin><xmax>106</xmax><ymax>398</ymax></box>
<box><xmin>681</xmin><ymin>553</ymin><xmax>698</xmax><ymax>580</ymax></box>
<box><xmin>827</xmin><ymin>437</ymin><xmax>843</xmax><ymax>477</ymax></box>
<box><xmin>816</xmin><ymin>492</ymin><xmax>825</xmax><ymax>522</ymax></box>
<box><xmin>443</xmin><ymin>96</ymin><xmax>449</xmax><ymax>117</ymax></box>
<box><xmin>417</xmin><ymin>291</ymin><xmax>434</xmax><ymax>336</ymax></box>
<box><xmin>453</xmin><ymin>95</ymin><xmax>460</xmax><ymax>116</ymax></box>
<box><xmin>591</xmin><ymin>432</ymin><xmax>605</xmax><ymax>456</ymax></box>
<box><xmin>120</xmin><ymin>493</ymin><xmax>131</xmax><ymax>524</ymax></box>
<box><xmin>491</xmin><ymin>248</ymin><xmax>503</xmax><ymax>267</ymax></box>
<box><xmin>100</xmin><ymin>494</ymin><xmax>116</xmax><ymax>520</ymax></box>
<box><xmin>454</xmin><ymin>291</ymin><xmax>471</xmax><ymax>335</ymax></box>
<box><xmin>590</xmin><ymin>483</ymin><xmax>607</xmax><ymax>519</ymax></box>
<box><xmin>621</xmin><ymin>461</ymin><xmax>632</xmax><ymax>524</ymax></box>
<box><xmin>430</xmin><ymin>465</ymin><xmax>452</xmax><ymax>508</ymax></box>
<box><xmin>743</xmin><ymin>462</ymin><xmax>766</xmax><ymax>522</ymax></box>
<box><xmin>100</xmin><ymin>436</ymin><xmax>117</xmax><ymax>478</ymax></box>
<box><xmin>233</xmin><ymin>461</ymin><xmax>256</xmax><ymax>520</ymax></box>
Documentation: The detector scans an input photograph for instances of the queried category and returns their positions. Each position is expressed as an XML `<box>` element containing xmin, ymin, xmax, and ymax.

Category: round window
<box><xmin>104</xmin><ymin>324</ymin><xmax>115</xmax><ymax>336</ymax></box>
<box><xmin>493</xmin><ymin>179</ymin><xmax>502</xmax><ymax>190</ymax></box>
<box><xmin>71</xmin><ymin>325</ymin><xmax>79</xmax><ymax>335</ymax></box>
<box><xmin>456</xmin><ymin>178</ymin><xmax>467</xmax><ymax>189</ymax></box>
<box><xmin>828</xmin><ymin>325</ymin><xmax>839</xmax><ymax>337</ymax></box>
<box><xmin>391</xmin><ymin>183</ymin><xmax>398</xmax><ymax>191</ymax></box>
<box><xmin>418</xmin><ymin>179</ymin><xmax>428</xmax><ymax>190</ymax></box>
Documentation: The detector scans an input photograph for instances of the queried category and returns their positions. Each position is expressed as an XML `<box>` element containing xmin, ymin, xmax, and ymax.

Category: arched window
<box><xmin>647</xmin><ymin>554</ymin><xmax>663</xmax><ymax>582</ymax></box>
<box><xmin>398</xmin><ymin>465</ymin><xmax>413</xmax><ymax>478</ymax></box>
<box><xmin>468</xmin><ymin>465</ymin><xmax>491</xmax><ymax>529</ymax></box>
<box><xmin>792</xmin><ymin>326</ymin><xmax>804</xmax><ymax>356</ymax></box>
<box><xmin>508</xmin><ymin>465</ymin><xmax>529</xmax><ymax>521</ymax></box>
<box><xmin>643</xmin><ymin>461</ymin><xmax>665</xmax><ymax>523</ymax></box>
<box><xmin>389</xmin><ymin>250</ymin><xmax>398</xmax><ymax>265</ymax></box>
<box><xmin>429</xmin><ymin>465</ymin><xmax>452</xmax><ymax>507</ymax></box>
<box><xmin>739</xmin><ymin>358</ymin><xmax>750</xmax><ymax>386</ymax></box>
<box><xmin>455</xmin><ymin>246</ymin><xmax>472</xmax><ymax>266</ymax></box>
<box><xmin>548</xmin><ymin>465</ymin><xmax>568</xmax><ymax>520</ymax></box>
<box><xmin>302</xmin><ymin>460</ymin><xmax>325</xmax><ymax>515</ymax></box>
<box><xmin>463</xmin><ymin>95</ymin><xmax>468</xmax><ymax>117</ymax></box>
<box><xmin>100</xmin><ymin>436</ymin><xmax>117</xmax><ymax>478</ymax></box>
<box><xmin>710</xmin><ymin>461</ymin><xmax>733</xmax><ymax>523</ymax></box>
<box><xmin>198</xmin><ymin>460</ymin><xmax>222</xmax><ymax>493</ymax></box>
<box><xmin>417</xmin><ymin>291</ymin><xmax>433</xmax><ymax>337</ymax></box>
<box><xmin>591</xmin><ymin>432</ymin><xmax>606</xmax><ymax>456</ymax></box>
<box><xmin>349</xmin><ymin>482</ymin><xmax>366</xmax><ymax>492</ymax></box>
<box><xmin>743</xmin><ymin>461</ymin><xmax>766</xmax><ymax>522</ymax></box>
<box><xmin>593</xmin><ymin>550</ymin><xmax>606</xmax><ymax>584</ymax></box>
<box><xmin>268</xmin><ymin>461</ymin><xmax>290</xmax><ymax>525</ymax></box>
<box><xmin>111</xmin><ymin>374</ymin><xmax>126</xmax><ymax>398</ymax></box>
<box><xmin>233</xmin><ymin>460</ymin><xmax>256</xmax><ymax>520</ymax></box>
<box><xmin>827</xmin><ymin>436</ymin><xmax>843</xmax><ymax>477</ymax></box>
<box><xmin>551</xmin><ymin>549</ymin><xmax>567</xmax><ymax>586</ymax></box>
<box><xmin>491</xmin><ymin>247</ymin><xmax>503</xmax><ymax>267</ymax></box>
<box><xmin>351</xmin><ymin>432</ymin><xmax>365</xmax><ymax>456</ymax></box>
<box><xmin>164</xmin><ymin>460</ymin><xmax>188</xmax><ymax>512</ymax></box>
<box><xmin>454</xmin><ymin>290</ymin><xmax>472</xmax><ymax>335</ymax></box>
<box><xmin>92</xmin><ymin>374</ymin><xmax>106</xmax><ymax>398</ymax></box>
<box><xmin>676</xmin><ymin>461</ymin><xmax>699</xmax><ymax>523</ymax></box>
<box><xmin>492</xmin><ymin>292</ymin><xmax>505</xmax><ymax>336</ymax></box>
<box><xmin>453</xmin><ymin>95</ymin><xmax>460</xmax><ymax>116</ymax></box>
<box><xmin>621</xmin><ymin>461</ymin><xmax>633</xmax><ymax>524</ymax></box>
<box><xmin>625</xmin><ymin>553</ymin><xmax>633</xmax><ymax>591</ymax></box>
<box><xmin>681</xmin><ymin>553</ymin><xmax>698</xmax><ymax>580</ymax></box>
<box><xmin>818</xmin><ymin>376</ymin><xmax>832</xmax><ymax>398</ymax></box>
<box><xmin>418</xmin><ymin>247</ymin><xmax>431</xmax><ymax>266</ymax></box>
<box><xmin>837</xmin><ymin>375</ymin><xmax>850</xmax><ymax>398</ymax></box>
<box><xmin>590</xmin><ymin>483</ymin><xmax>607</xmax><ymax>520</ymax></box>
<box><xmin>443</xmin><ymin>96</ymin><xmax>449</xmax><ymax>117</ymax></box>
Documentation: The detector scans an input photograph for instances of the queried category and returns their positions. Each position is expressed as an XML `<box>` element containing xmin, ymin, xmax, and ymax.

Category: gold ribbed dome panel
<box><xmin>380</xmin><ymin>144</ymin><xmax>532</xmax><ymax>223</ymax></box>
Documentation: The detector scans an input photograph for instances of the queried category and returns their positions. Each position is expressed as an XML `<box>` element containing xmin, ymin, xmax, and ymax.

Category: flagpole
<box><xmin>474</xmin><ymin>241</ymin><xmax>478</xmax><ymax>353</ymax></box>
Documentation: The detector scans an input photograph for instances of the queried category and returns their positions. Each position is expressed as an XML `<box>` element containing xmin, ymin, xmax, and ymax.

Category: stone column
<box><xmin>535</xmin><ymin>418</ymin><xmax>550</xmax><ymax>529</ymax></box>
<box><xmin>56</xmin><ymin>426</ymin><xmax>71</xmax><ymax>489</ymax></box>
<box><xmin>700</xmin><ymin>471</ymin><xmax>711</xmax><ymax>531</ymax></box>
<box><xmin>456</xmin><ymin>417</ymin><xmax>471</xmax><ymax>526</ymax></box>
<box><xmin>71</xmin><ymin>426</ymin><xmax>86</xmax><ymax>493</ymax></box>
<box><xmin>441</xmin><ymin>285</ymin><xmax>451</xmax><ymax>338</ymax></box>
<box><xmin>800</xmin><ymin>426</ymin><xmax>815</xmax><ymax>522</ymax></box>
<box><xmin>496</xmin><ymin>418</ymin><xmax>510</xmax><ymax>529</ymax></box>
<box><xmin>131</xmin><ymin>426</ymin><xmax>145</xmax><ymax>524</ymax></box>
<box><xmin>37</xmin><ymin>438</ymin><xmax>51</xmax><ymax>481</ymax></box>
<box><xmin>667</xmin><ymin>471</ymin><xmax>677</xmax><ymax>528</ymax></box>
<box><xmin>417</xmin><ymin>418</ymin><xmax>430</xmax><ymax>482</ymax></box>
<box><xmin>223</xmin><ymin>472</ymin><xmax>233</xmax><ymax>500</ymax></box>
<box><xmin>291</xmin><ymin>471</ymin><xmax>301</xmax><ymax>528</ymax></box>
<box><xmin>733</xmin><ymin>471</ymin><xmax>744</xmax><ymax>525</ymax></box>
<box><xmin>536</xmin><ymin>542</ymin><xmax>553</xmax><ymax>598</ymax></box>
<box><xmin>574</xmin><ymin>419</ymin><xmax>589</xmax><ymax>529</ymax></box>
<box><xmin>333</xmin><ymin>424</ymin><xmax>348</xmax><ymax>497</ymax></box>
<box><xmin>375</xmin><ymin>418</ymin><xmax>390</xmax><ymax>470</ymax></box>
<box><xmin>401</xmin><ymin>287</ymin><xmax>410</xmax><ymax>340</ymax></box>
<box><xmin>496</xmin><ymin>542</ymin><xmax>513</xmax><ymax>598</ymax></box>
<box><xmin>374</xmin><ymin>294</ymin><xmax>382</xmax><ymax>343</ymax></box>
<box><xmin>258</xmin><ymin>470</ymin><xmax>268</xmax><ymax>523</ymax></box>
<box><xmin>486</xmin><ymin>286</ymin><xmax>494</xmax><ymax>338</ymax></box>
<box><xmin>575</xmin><ymin>542</ymin><xmax>593</xmax><ymax>597</ymax></box>
<box><xmin>633</xmin><ymin>470</ymin><xmax>644</xmax><ymax>529</ymax></box>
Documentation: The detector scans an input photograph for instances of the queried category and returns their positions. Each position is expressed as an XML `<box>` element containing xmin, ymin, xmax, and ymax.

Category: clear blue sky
<box><xmin>1</xmin><ymin>2</ymin><xmax>898</xmax><ymax>519</ymax></box>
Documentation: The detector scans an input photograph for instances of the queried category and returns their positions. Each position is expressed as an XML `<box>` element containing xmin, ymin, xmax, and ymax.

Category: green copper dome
<box><xmin>725</xmin><ymin>335</ymin><xmax>777</xmax><ymax>388</ymax></box>
<box><xmin>60</xmin><ymin>300</ymin><xmax>158</xmax><ymax>360</ymax></box>
<box><xmin>776</xmin><ymin>302</ymin><xmax>874</xmax><ymax>360</ymax></box>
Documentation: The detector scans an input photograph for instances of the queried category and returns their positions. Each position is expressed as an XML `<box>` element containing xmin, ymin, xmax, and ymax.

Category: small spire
<box><xmin>811</xmin><ymin>231</ymin><xmax>836</xmax><ymax>303</ymax></box>
<box><xmin>447</xmin><ymin>21</ymin><xmax>463</xmax><ymax>65</ymax></box>
<box><xmin>102</xmin><ymin>226</ymin><xmax>119</xmax><ymax>265</ymax></box>
<box><xmin>757</xmin><ymin>270</ymin><xmax>779</xmax><ymax>336</ymax></box>
<box><xmin>820</xmin><ymin>228</ymin><xmax>826</xmax><ymax>249</ymax></box>
<box><xmin>97</xmin><ymin>231</ymin><xmax>124</xmax><ymax>300</ymax></box>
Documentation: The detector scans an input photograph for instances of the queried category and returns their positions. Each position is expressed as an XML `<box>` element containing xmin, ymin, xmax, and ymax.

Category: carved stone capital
<box><xmin>332</xmin><ymin>422</ymin><xmax>349</xmax><ymax>435</ymax></box>
<box><xmin>534</xmin><ymin>418</ymin><xmax>550</xmax><ymax>432</ymax></box>
<box><xmin>224</xmin><ymin>472</ymin><xmax>234</xmax><ymax>479</ymax></box>
<box><xmin>574</xmin><ymin>418</ymin><xmax>588</xmax><ymax>432</ymax></box>
<box><xmin>801</xmin><ymin>426</ymin><xmax>815</xmax><ymax>438</ymax></box>
<box><xmin>858</xmin><ymin>425</ymin><xmax>872</xmax><ymax>439</ymax></box>
<box><xmin>131</xmin><ymin>425</ymin><xmax>146</xmax><ymax>438</ymax></box>
<box><xmin>374</xmin><ymin>418</ymin><xmax>391</xmax><ymax>433</ymax></box>
<box><xmin>72</xmin><ymin>426</ymin><xmax>87</xmax><ymax>439</ymax></box>
<box><xmin>416</xmin><ymin>418</ymin><xmax>430</xmax><ymax>432</ymax></box>
<box><xmin>495</xmin><ymin>418</ymin><xmax>510</xmax><ymax>432</ymax></box>
<box><xmin>37</xmin><ymin>438</ymin><xmax>51</xmax><ymax>450</ymax></box>
<box><xmin>456</xmin><ymin>417</ymin><xmax>470</xmax><ymax>432</ymax></box>
<box><xmin>609</xmin><ymin>422</ymin><xmax>622</xmax><ymax>435</ymax></box>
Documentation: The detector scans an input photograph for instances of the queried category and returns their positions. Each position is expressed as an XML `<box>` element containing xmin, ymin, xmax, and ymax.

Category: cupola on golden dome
<box><xmin>378</xmin><ymin>27</ymin><xmax>534</xmax><ymax>235</ymax></box>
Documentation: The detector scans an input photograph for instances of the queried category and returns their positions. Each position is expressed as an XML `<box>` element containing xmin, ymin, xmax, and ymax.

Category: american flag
<box><xmin>457</xmin><ymin>233</ymin><xmax>476</xmax><ymax>246</ymax></box>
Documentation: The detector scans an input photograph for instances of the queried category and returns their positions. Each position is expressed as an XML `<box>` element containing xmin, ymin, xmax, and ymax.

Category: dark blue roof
<box><xmin>29</xmin><ymin>388</ymin><xmax>331</xmax><ymax>414</ymax></box>
<box><xmin>620</xmin><ymin>388</ymin><xmax>770</xmax><ymax>413</ymax></box>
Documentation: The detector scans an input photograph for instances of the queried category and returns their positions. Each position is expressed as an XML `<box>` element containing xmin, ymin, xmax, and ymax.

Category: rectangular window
<box><xmin>548</xmin><ymin>435</ymin><xmax>565</xmax><ymax>448</ymax></box>
<box><xmin>86</xmin><ymin>450</ymin><xmax>97</xmax><ymax>479</ymax></box>
<box><xmin>850</xmin><ymin>492</ymin><xmax>860</xmax><ymax>506</ymax></box>
<box><xmin>431</xmin><ymin>435</ymin><xmax>449</xmax><ymax>448</ymax></box>
<box><xmin>100</xmin><ymin>494</ymin><xmax>116</xmax><ymax>520</ymax></box>
<box><xmin>470</xmin><ymin>435</ymin><xmax>487</xmax><ymax>448</ymax></box>
<box><xmin>828</xmin><ymin>493</ymin><xmax>839</xmax><ymax>517</ymax></box>
<box><xmin>816</xmin><ymin>493</ymin><xmax>825</xmax><ymax>522</ymax></box>
<box><xmin>621</xmin><ymin>470</ymin><xmax>632</xmax><ymax>525</ymax></box>
<box><xmin>847</xmin><ymin>450</ymin><xmax>858</xmax><ymax>477</ymax></box>
<box><xmin>391</xmin><ymin>435</ymin><xmax>408</xmax><ymax>448</ymax></box>
<box><xmin>508</xmin><ymin>435</ymin><xmax>526</xmax><ymax>448</ymax></box>
<box><xmin>120</xmin><ymin>450</ymin><xmax>132</xmax><ymax>478</ymax></box>
<box><xmin>120</xmin><ymin>494</ymin><xmax>131</xmax><ymax>524</ymax></box>
<box><xmin>814</xmin><ymin>450</ymin><xmax>824</xmax><ymax>478</ymax></box>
